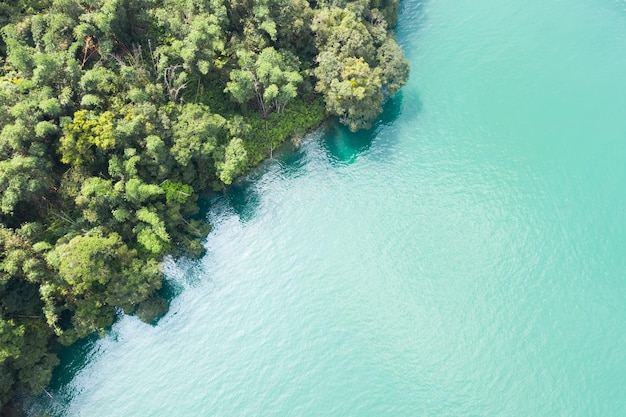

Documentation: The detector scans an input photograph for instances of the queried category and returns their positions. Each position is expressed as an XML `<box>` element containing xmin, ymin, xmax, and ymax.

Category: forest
<box><xmin>0</xmin><ymin>0</ymin><xmax>408</xmax><ymax>413</ymax></box>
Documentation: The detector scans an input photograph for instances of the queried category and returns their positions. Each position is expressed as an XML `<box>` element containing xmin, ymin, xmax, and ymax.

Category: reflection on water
<box><xmin>30</xmin><ymin>92</ymin><xmax>410</xmax><ymax>415</ymax></box>
<box><xmin>321</xmin><ymin>93</ymin><xmax>408</xmax><ymax>164</ymax></box>
<box><xmin>214</xmin><ymin>135</ymin><xmax>310</xmax><ymax>223</ymax></box>
<box><xmin>157</xmin><ymin>275</ymin><xmax>185</xmax><ymax>303</ymax></box>
<box><xmin>222</xmin><ymin>180</ymin><xmax>261</xmax><ymax>223</ymax></box>
<box><xmin>47</xmin><ymin>335</ymin><xmax>99</xmax><ymax>392</ymax></box>
<box><xmin>212</xmin><ymin>93</ymin><xmax>409</xmax><ymax>223</ymax></box>
<box><xmin>27</xmin><ymin>0</ymin><xmax>626</xmax><ymax>414</ymax></box>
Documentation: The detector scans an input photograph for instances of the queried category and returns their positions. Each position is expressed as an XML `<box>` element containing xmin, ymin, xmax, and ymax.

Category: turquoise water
<box><xmin>32</xmin><ymin>0</ymin><xmax>626</xmax><ymax>415</ymax></box>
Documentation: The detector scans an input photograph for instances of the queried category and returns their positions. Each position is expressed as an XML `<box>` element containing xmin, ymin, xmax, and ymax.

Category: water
<box><xmin>32</xmin><ymin>0</ymin><xmax>626</xmax><ymax>415</ymax></box>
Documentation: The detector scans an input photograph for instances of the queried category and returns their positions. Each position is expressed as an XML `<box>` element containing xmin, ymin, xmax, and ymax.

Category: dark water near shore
<box><xmin>32</xmin><ymin>0</ymin><xmax>626</xmax><ymax>415</ymax></box>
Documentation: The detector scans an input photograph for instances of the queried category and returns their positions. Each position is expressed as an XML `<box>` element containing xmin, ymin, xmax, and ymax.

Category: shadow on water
<box><xmin>29</xmin><ymin>5</ymin><xmax>426</xmax><ymax>415</ymax></box>
<box><xmin>157</xmin><ymin>276</ymin><xmax>185</xmax><ymax>303</ymax></box>
<box><xmin>47</xmin><ymin>335</ymin><xmax>100</xmax><ymax>393</ymax></box>
<box><xmin>27</xmin><ymin>333</ymin><xmax>102</xmax><ymax>415</ymax></box>
<box><xmin>321</xmin><ymin>92</ymin><xmax>407</xmax><ymax>164</ymax></box>
<box><xmin>220</xmin><ymin>179</ymin><xmax>260</xmax><ymax>223</ymax></box>
<box><xmin>206</xmin><ymin>92</ymin><xmax>416</xmax><ymax>224</ymax></box>
<box><xmin>210</xmin><ymin>139</ymin><xmax>310</xmax><ymax>223</ymax></box>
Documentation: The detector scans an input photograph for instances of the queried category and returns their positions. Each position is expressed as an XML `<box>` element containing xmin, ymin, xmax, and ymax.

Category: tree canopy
<box><xmin>0</xmin><ymin>0</ymin><xmax>408</xmax><ymax>412</ymax></box>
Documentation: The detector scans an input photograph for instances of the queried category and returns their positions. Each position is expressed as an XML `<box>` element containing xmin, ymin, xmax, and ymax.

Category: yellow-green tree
<box><xmin>59</xmin><ymin>110</ymin><xmax>116</xmax><ymax>166</ymax></box>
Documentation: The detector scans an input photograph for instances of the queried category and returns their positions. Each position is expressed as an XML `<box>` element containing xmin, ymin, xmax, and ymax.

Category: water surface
<box><xmin>33</xmin><ymin>0</ymin><xmax>626</xmax><ymax>415</ymax></box>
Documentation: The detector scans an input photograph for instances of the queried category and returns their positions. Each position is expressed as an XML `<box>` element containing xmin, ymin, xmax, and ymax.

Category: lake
<box><xmin>32</xmin><ymin>0</ymin><xmax>626</xmax><ymax>415</ymax></box>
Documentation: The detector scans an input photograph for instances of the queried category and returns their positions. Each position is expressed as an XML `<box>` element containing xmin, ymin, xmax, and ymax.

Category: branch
<box><xmin>52</xmin><ymin>211</ymin><xmax>87</xmax><ymax>233</ymax></box>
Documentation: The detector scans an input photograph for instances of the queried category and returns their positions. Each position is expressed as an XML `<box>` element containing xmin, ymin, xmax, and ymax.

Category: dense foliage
<box><xmin>0</xmin><ymin>0</ymin><xmax>408</xmax><ymax>412</ymax></box>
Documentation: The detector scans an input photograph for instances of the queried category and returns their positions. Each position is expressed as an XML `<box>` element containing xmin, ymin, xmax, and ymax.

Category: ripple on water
<box><xmin>30</xmin><ymin>0</ymin><xmax>626</xmax><ymax>415</ymax></box>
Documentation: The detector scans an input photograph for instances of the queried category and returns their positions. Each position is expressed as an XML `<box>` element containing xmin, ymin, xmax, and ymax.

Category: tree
<box><xmin>170</xmin><ymin>103</ymin><xmax>228</xmax><ymax>187</ymax></box>
<box><xmin>369</xmin><ymin>0</ymin><xmax>400</xmax><ymax>27</ymax></box>
<box><xmin>0</xmin><ymin>155</ymin><xmax>51</xmax><ymax>216</ymax></box>
<box><xmin>0</xmin><ymin>0</ymin><xmax>409</xmax><ymax>412</ymax></box>
<box><xmin>225</xmin><ymin>47</ymin><xmax>303</xmax><ymax>116</ymax></box>
<box><xmin>312</xmin><ymin>7</ymin><xmax>376</xmax><ymax>63</ymax></box>
<box><xmin>317</xmin><ymin>56</ymin><xmax>384</xmax><ymax>131</ymax></box>
<box><xmin>59</xmin><ymin>110</ymin><xmax>116</xmax><ymax>167</ymax></box>
<box><xmin>0</xmin><ymin>0</ymin><xmax>53</xmax><ymax>54</ymax></box>
<box><xmin>269</xmin><ymin>0</ymin><xmax>314</xmax><ymax>55</ymax></box>
<box><xmin>73</xmin><ymin>176</ymin><xmax>120</xmax><ymax>225</ymax></box>
<box><xmin>223</xmin><ymin>51</ymin><xmax>256</xmax><ymax>111</ymax></box>
<box><xmin>134</xmin><ymin>207</ymin><xmax>171</xmax><ymax>255</ymax></box>
<box><xmin>79</xmin><ymin>67</ymin><xmax>118</xmax><ymax>107</ymax></box>
<box><xmin>151</xmin><ymin>0</ymin><xmax>228</xmax><ymax>97</ymax></box>
<box><xmin>256</xmin><ymin>47</ymin><xmax>303</xmax><ymax>114</ymax></box>
<box><xmin>216</xmin><ymin>137</ymin><xmax>248</xmax><ymax>184</ymax></box>
<box><xmin>377</xmin><ymin>36</ymin><xmax>409</xmax><ymax>95</ymax></box>
<box><xmin>0</xmin><ymin>224</ymin><xmax>57</xmax><ymax>410</ymax></box>
<box><xmin>44</xmin><ymin>229</ymin><xmax>162</xmax><ymax>344</ymax></box>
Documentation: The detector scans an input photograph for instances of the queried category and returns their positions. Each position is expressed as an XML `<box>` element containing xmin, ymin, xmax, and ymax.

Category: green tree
<box><xmin>216</xmin><ymin>137</ymin><xmax>248</xmax><ymax>184</ymax></box>
<box><xmin>170</xmin><ymin>103</ymin><xmax>228</xmax><ymax>188</ymax></box>
<box><xmin>256</xmin><ymin>47</ymin><xmax>303</xmax><ymax>114</ymax></box>
<box><xmin>267</xmin><ymin>0</ymin><xmax>314</xmax><ymax>55</ymax></box>
<box><xmin>317</xmin><ymin>56</ymin><xmax>384</xmax><ymax>131</ymax></box>
<box><xmin>134</xmin><ymin>207</ymin><xmax>171</xmax><ymax>255</ymax></box>
<box><xmin>59</xmin><ymin>110</ymin><xmax>116</xmax><ymax>167</ymax></box>
<box><xmin>44</xmin><ymin>229</ymin><xmax>162</xmax><ymax>344</ymax></box>
<box><xmin>151</xmin><ymin>0</ymin><xmax>228</xmax><ymax>100</ymax></box>
<box><xmin>225</xmin><ymin>47</ymin><xmax>303</xmax><ymax>116</ymax></box>
<box><xmin>377</xmin><ymin>36</ymin><xmax>409</xmax><ymax>95</ymax></box>
<box><xmin>312</xmin><ymin>7</ymin><xmax>376</xmax><ymax>63</ymax></box>
<box><xmin>0</xmin><ymin>225</ymin><xmax>57</xmax><ymax>410</ymax></box>
<box><xmin>0</xmin><ymin>155</ymin><xmax>51</xmax><ymax>216</ymax></box>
